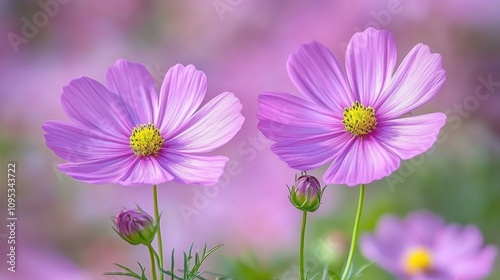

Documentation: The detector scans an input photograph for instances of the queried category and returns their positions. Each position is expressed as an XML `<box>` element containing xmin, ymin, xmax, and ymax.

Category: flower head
<box><xmin>289</xmin><ymin>174</ymin><xmax>323</xmax><ymax>212</ymax></box>
<box><xmin>361</xmin><ymin>211</ymin><xmax>497</xmax><ymax>280</ymax></box>
<box><xmin>114</xmin><ymin>209</ymin><xmax>156</xmax><ymax>245</ymax></box>
<box><xmin>43</xmin><ymin>60</ymin><xmax>244</xmax><ymax>186</ymax></box>
<box><xmin>257</xmin><ymin>28</ymin><xmax>447</xmax><ymax>186</ymax></box>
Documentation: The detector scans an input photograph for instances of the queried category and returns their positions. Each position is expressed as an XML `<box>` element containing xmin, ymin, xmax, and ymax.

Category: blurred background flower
<box><xmin>1</xmin><ymin>0</ymin><xmax>500</xmax><ymax>279</ymax></box>
<box><xmin>361</xmin><ymin>211</ymin><xmax>496</xmax><ymax>279</ymax></box>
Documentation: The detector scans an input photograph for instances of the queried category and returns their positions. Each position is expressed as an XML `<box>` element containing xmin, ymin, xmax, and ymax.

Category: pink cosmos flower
<box><xmin>257</xmin><ymin>28</ymin><xmax>446</xmax><ymax>186</ymax></box>
<box><xmin>361</xmin><ymin>211</ymin><xmax>497</xmax><ymax>280</ymax></box>
<box><xmin>43</xmin><ymin>60</ymin><xmax>244</xmax><ymax>186</ymax></box>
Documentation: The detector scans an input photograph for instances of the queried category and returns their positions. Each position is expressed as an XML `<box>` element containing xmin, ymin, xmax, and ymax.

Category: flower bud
<box><xmin>289</xmin><ymin>174</ymin><xmax>323</xmax><ymax>212</ymax></box>
<box><xmin>113</xmin><ymin>209</ymin><xmax>157</xmax><ymax>245</ymax></box>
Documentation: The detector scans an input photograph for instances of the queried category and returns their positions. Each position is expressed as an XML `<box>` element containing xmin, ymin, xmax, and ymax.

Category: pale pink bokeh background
<box><xmin>1</xmin><ymin>0</ymin><xmax>500</xmax><ymax>279</ymax></box>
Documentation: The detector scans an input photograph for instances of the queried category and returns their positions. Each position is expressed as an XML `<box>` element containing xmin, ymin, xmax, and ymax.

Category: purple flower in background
<box><xmin>114</xmin><ymin>209</ymin><xmax>156</xmax><ymax>245</ymax></box>
<box><xmin>257</xmin><ymin>28</ymin><xmax>446</xmax><ymax>186</ymax></box>
<box><xmin>43</xmin><ymin>60</ymin><xmax>244</xmax><ymax>186</ymax></box>
<box><xmin>361</xmin><ymin>211</ymin><xmax>497</xmax><ymax>280</ymax></box>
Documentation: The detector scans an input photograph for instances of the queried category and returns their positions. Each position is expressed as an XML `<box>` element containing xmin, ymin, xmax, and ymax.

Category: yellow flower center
<box><xmin>129</xmin><ymin>123</ymin><xmax>164</xmax><ymax>156</ymax></box>
<box><xmin>342</xmin><ymin>101</ymin><xmax>377</xmax><ymax>137</ymax></box>
<box><xmin>404</xmin><ymin>247</ymin><xmax>432</xmax><ymax>275</ymax></box>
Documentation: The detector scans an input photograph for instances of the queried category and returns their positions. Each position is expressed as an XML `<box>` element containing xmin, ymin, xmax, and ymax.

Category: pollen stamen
<box><xmin>129</xmin><ymin>123</ymin><xmax>164</xmax><ymax>156</ymax></box>
<box><xmin>404</xmin><ymin>247</ymin><xmax>432</xmax><ymax>275</ymax></box>
<box><xmin>342</xmin><ymin>101</ymin><xmax>377</xmax><ymax>137</ymax></box>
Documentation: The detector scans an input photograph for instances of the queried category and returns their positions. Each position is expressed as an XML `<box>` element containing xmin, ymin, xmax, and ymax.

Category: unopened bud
<box><xmin>289</xmin><ymin>174</ymin><xmax>323</xmax><ymax>212</ymax></box>
<box><xmin>113</xmin><ymin>209</ymin><xmax>157</xmax><ymax>245</ymax></box>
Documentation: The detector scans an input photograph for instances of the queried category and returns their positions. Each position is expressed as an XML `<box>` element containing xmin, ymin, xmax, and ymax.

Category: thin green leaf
<box><xmin>159</xmin><ymin>243</ymin><xmax>224</xmax><ymax>280</ymax></box>
<box><xmin>137</xmin><ymin>263</ymin><xmax>148</xmax><ymax>280</ymax></box>
<box><xmin>103</xmin><ymin>263</ymin><xmax>142</xmax><ymax>279</ymax></box>
<box><xmin>171</xmin><ymin>248</ymin><xmax>176</xmax><ymax>280</ymax></box>
<box><xmin>183</xmin><ymin>250</ymin><xmax>189</xmax><ymax>279</ymax></box>
<box><xmin>349</xmin><ymin>262</ymin><xmax>373</xmax><ymax>279</ymax></box>
<box><xmin>104</xmin><ymin>272</ymin><xmax>141</xmax><ymax>279</ymax></box>
<box><xmin>305</xmin><ymin>267</ymin><xmax>316</xmax><ymax>280</ymax></box>
<box><xmin>203</xmin><ymin>244</ymin><xmax>224</xmax><ymax>260</ymax></box>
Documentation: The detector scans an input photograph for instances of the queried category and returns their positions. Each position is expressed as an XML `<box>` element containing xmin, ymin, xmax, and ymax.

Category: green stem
<box><xmin>147</xmin><ymin>244</ymin><xmax>158</xmax><ymax>280</ymax></box>
<box><xmin>340</xmin><ymin>184</ymin><xmax>365</xmax><ymax>280</ymax></box>
<box><xmin>299</xmin><ymin>210</ymin><xmax>308</xmax><ymax>280</ymax></box>
<box><xmin>153</xmin><ymin>185</ymin><xmax>165</xmax><ymax>280</ymax></box>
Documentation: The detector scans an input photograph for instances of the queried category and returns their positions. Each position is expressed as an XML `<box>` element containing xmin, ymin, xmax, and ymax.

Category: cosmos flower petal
<box><xmin>106</xmin><ymin>59</ymin><xmax>158</xmax><ymax>125</ymax></box>
<box><xmin>404</xmin><ymin>211</ymin><xmax>445</xmax><ymax>246</ymax></box>
<box><xmin>448</xmin><ymin>245</ymin><xmax>497</xmax><ymax>280</ymax></box>
<box><xmin>372</xmin><ymin>215</ymin><xmax>407</xmax><ymax>259</ymax></box>
<box><xmin>157</xmin><ymin>152</ymin><xmax>228</xmax><ymax>186</ymax></box>
<box><xmin>287</xmin><ymin>41</ymin><xmax>353</xmax><ymax>113</ymax></box>
<box><xmin>61</xmin><ymin>77</ymin><xmax>135</xmax><ymax>137</ymax></box>
<box><xmin>58</xmin><ymin>154</ymin><xmax>136</xmax><ymax>184</ymax></box>
<box><xmin>374</xmin><ymin>215</ymin><xmax>404</xmax><ymax>244</ymax></box>
<box><xmin>167</xmin><ymin>92</ymin><xmax>244</xmax><ymax>153</ymax></box>
<box><xmin>412</xmin><ymin>274</ymin><xmax>447</xmax><ymax>280</ymax></box>
<box><xmin>323</xmin><ymin>136</ymin><xmax>400</xmax><ymax>186</ymax></box>
<box><xmin>271</xmin><ymin>132</ymin><xmax>351</xmax><ymax>170</ymax></box>
<box><xmin>345</xmin><ymin>28</ymin><xmax>397</xmax><ymax>107</ymax></box>
<box><xmin>435</xmin><ymin>225</ymin><xmax>486</xmax><ymax>261</ymax></box>
<box><xmin>116</xmin><ymin>157</ymin><xmax>175</xmax><ymax>186</ymax></box>
<box><xmin>360</xmin><ymin>235</ymin><xmax>383</xmax><ymax>265</ymax></box>
<box><xmin>377</xmin><ymin>44</ymin><xmax>446</xmax><ymax>120</ymax></box>
<box><xmin>43</xmin><ymin>121</ymin><xmax>130</xmax><ymax>162</ymax></box>
<box><xmin>360</xmin><ymin>235</ymin><xmax>404</xmax><ymax>276</ymax></box>
<box><xmin>434</xmin><ymin>224</ymin><xmax>497</xmax><ymax>279</ymax></box>
<box><xmin>257</xmin><ymin>92</ymin><xmax>342</xmax><ymax>141</ymax></box>
<box><xmin>157</xmin><ymin>64</ymin><xmax>206</xmax><ymax>135</ymax></box>
<box><xmin>361</xmin><ymin>215</ymin><xmax>407</xmax><ymax>275</ymax></box>
<box><xmin>375</xmin><ymin>113</ymin><xmax>446</xmax><ymax>160</ymax></box>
